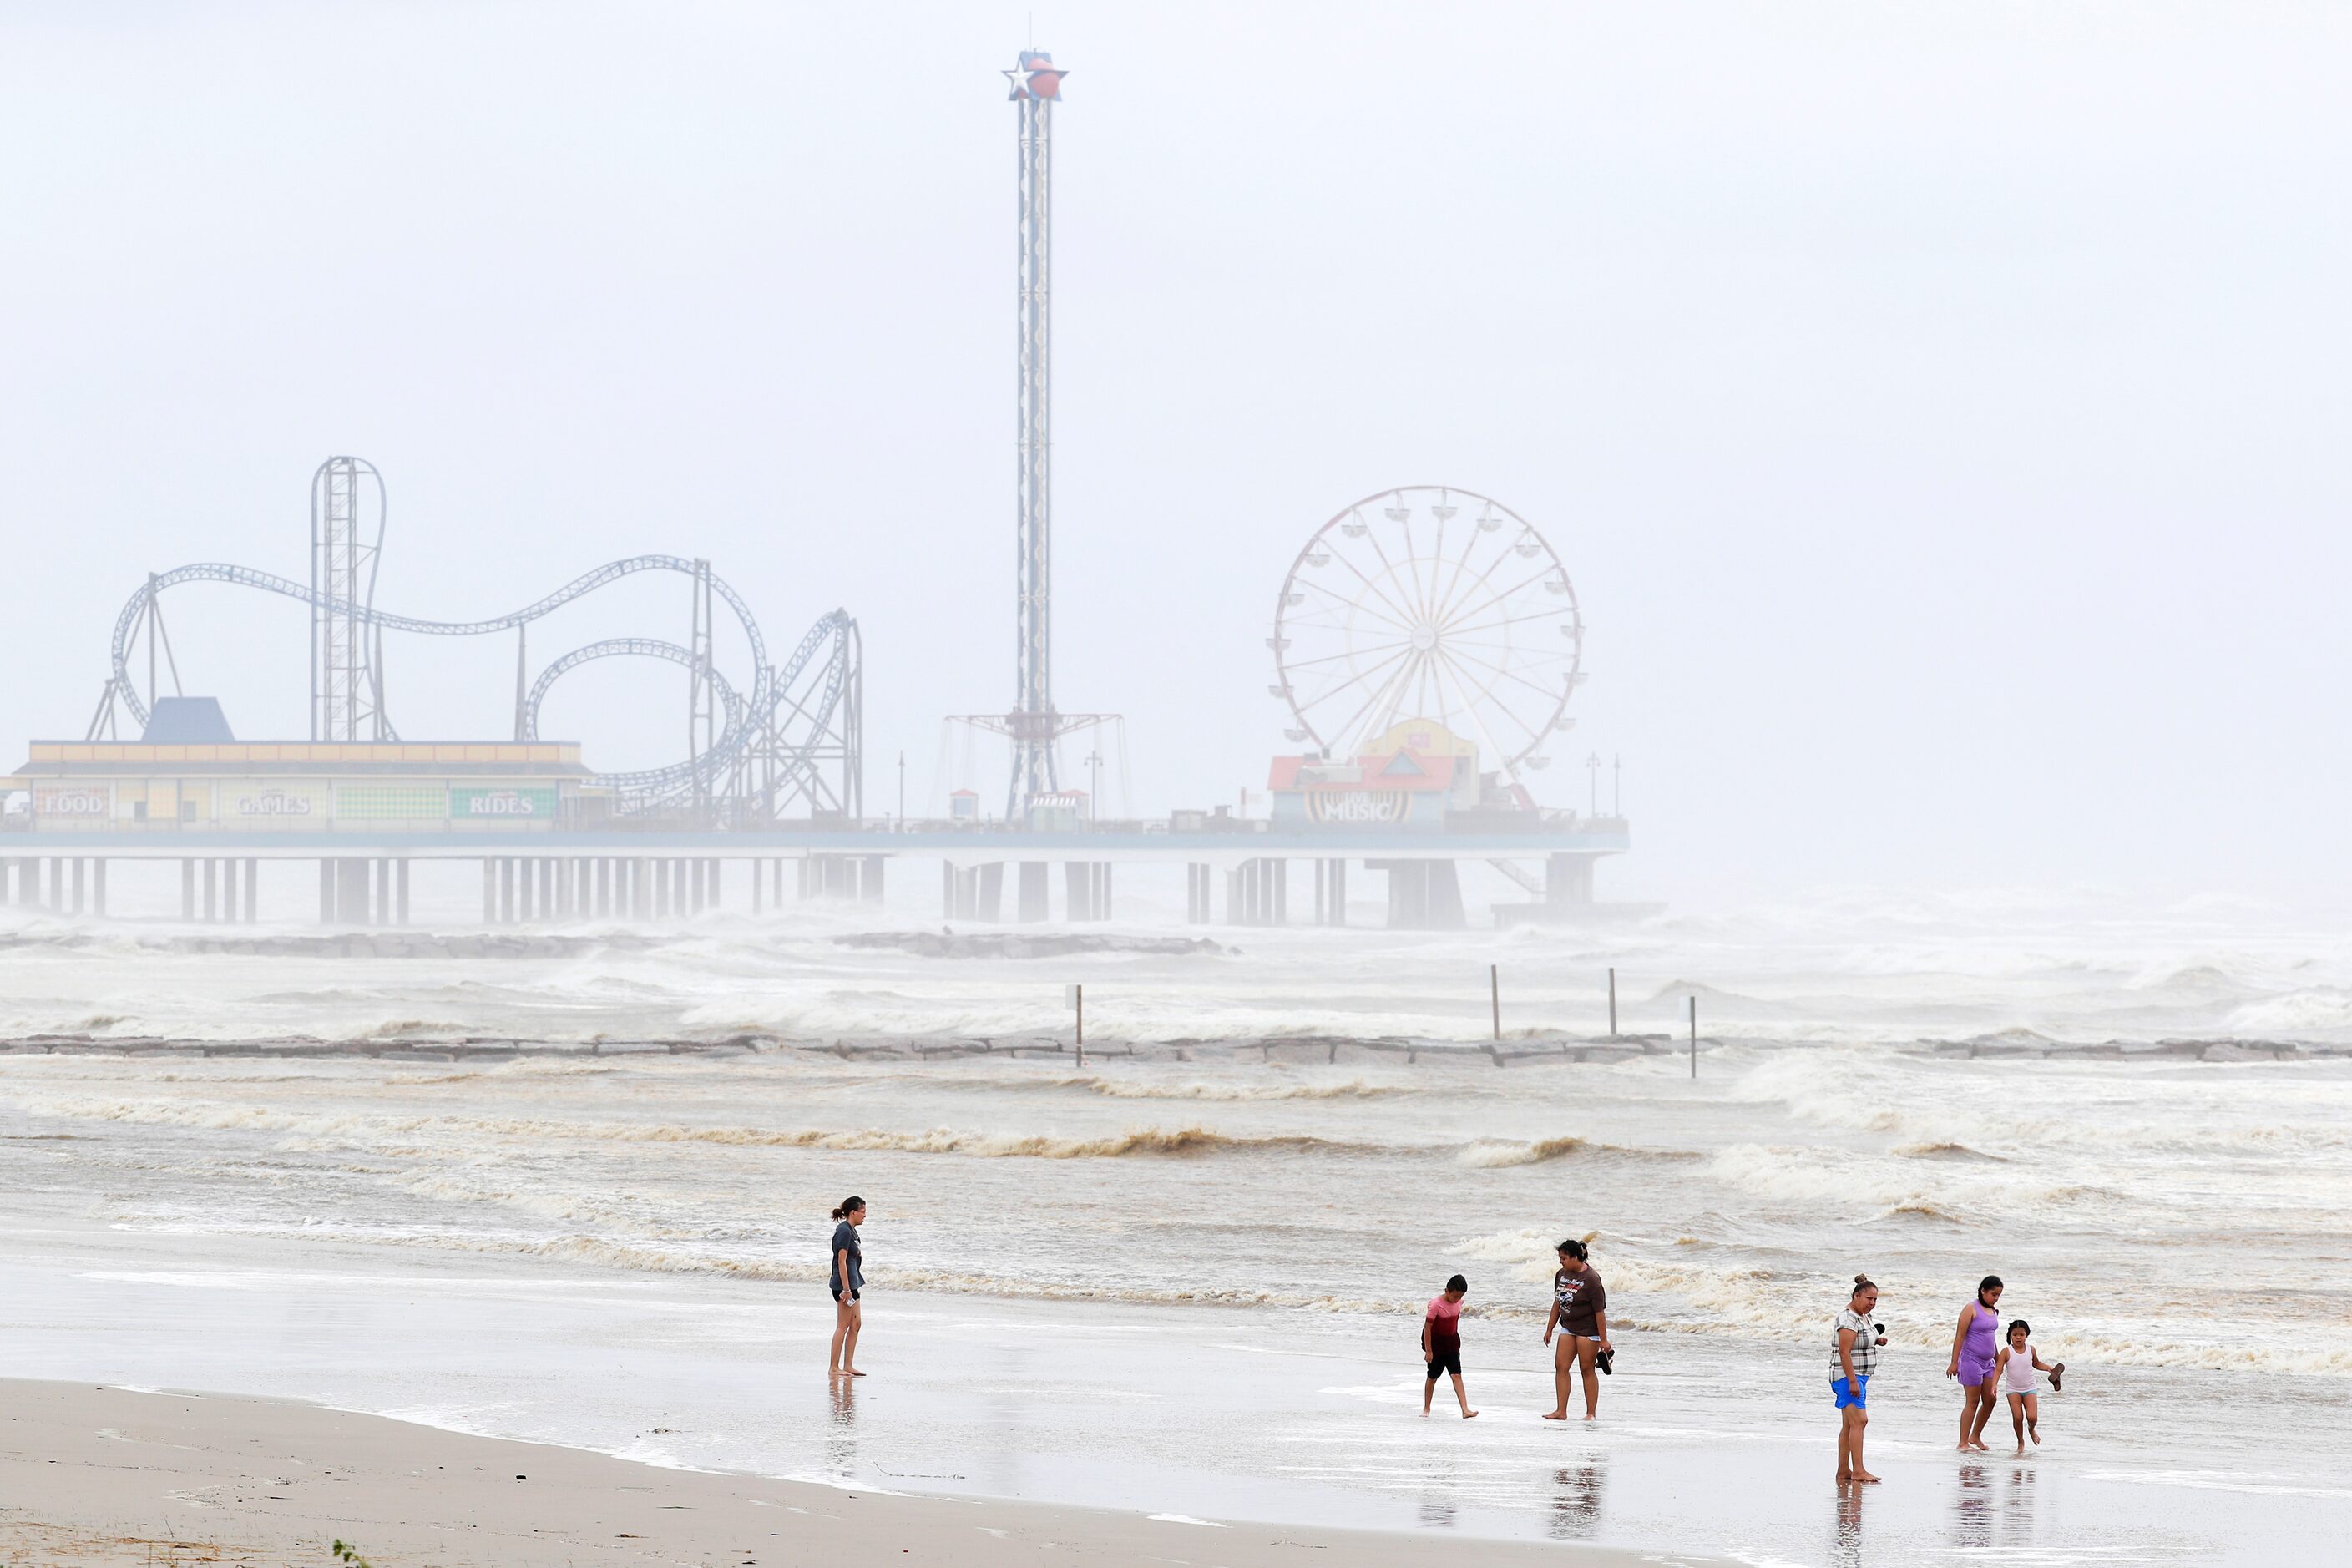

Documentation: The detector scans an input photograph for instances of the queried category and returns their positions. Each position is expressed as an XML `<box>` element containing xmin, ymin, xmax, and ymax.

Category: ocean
<box><xmin>0</xmin><ymin>884</ymin><xmax>2345</xmax><ymax>1564</ymax></box>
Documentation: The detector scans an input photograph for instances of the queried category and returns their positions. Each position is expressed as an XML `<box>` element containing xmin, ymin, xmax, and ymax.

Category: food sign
<box><xmin>33</xmin><ymin>786</ymin><xmax>109</xmax><ymax>818</ymax></box>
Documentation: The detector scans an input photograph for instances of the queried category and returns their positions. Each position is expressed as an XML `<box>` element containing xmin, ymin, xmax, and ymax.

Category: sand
<box><xmin>0</xmin><ymin>1379</ymin><xmax>1682</xmax><ymax>1566</ymax></box>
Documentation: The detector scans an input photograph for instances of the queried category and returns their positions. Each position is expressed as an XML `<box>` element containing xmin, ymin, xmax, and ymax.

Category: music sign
<box><xmin>1303</xmin><ymin>788</ymin><xmax>1410</xmax><ymax>826</ymax></box>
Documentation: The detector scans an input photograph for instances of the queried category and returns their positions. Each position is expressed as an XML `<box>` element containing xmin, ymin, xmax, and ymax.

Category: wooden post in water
<box><xmin>1689</xmin><ymin>994</ymin><xmax>1697</xmax><ymax>1079</ymax></box>
<box><xmin>1075</xmin><ymin>982</ymin><xmax>1085</xmax><ymax>1067</ymax></box>
<box><xmin>1608</xmin><ymin>967</ymin><xmax>1617</xmax><ymax>1038</ymax></box>
<box><xmin>1490</xmin><ymin>964</ymin><xmax>1501</xmax><ymax>1042</ymax></box>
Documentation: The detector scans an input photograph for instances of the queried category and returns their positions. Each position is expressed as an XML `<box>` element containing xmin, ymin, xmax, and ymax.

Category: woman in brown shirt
<box><xmin>1542</xmin><ymin>1237</ymin><xmax>1611</xmax><ymax>1420</ymax></box>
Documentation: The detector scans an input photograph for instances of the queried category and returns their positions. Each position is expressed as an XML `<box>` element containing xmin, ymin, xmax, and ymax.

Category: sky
<box><xmin>2</xmin><ymin>2</ymin><xmax>2347</xmax><ymax>903</ymax></box>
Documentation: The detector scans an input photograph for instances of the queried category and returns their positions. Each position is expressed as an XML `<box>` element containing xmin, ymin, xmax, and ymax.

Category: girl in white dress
<box><xmin>1996</xmin><ymin>1318</ymin><xmax>2065</xmax><ymax>1452</ymax></box>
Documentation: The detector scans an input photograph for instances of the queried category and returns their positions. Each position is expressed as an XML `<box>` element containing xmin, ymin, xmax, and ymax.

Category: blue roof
<box><xmin>140</xmin><ymin>697</ymin><xmax>236</xmax><ymax>743</ymax></box>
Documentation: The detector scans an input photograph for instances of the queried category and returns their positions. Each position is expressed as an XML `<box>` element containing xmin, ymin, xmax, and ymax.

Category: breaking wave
<box><xmin>286</xmin><ymin>1227</ymin><xmax>1414</xmax><ymax>1315</ymax></box>
<box><xmin>1893</xmin><ymin>1141</ymin><xmax>2006</xmax><ymax>1161</ymax></box>
<box><xmin>0</xmin><ymin>1094</ymin><xmax>1360</xmax><ymax>1161</ymax></box>
<box><xmin>231</xmin><ymin>1218</ymin><xmax>2352</xmax><ymax>1373</ymax></box>
<box><xmin>1063</xmin><ymin>1075</ymin><xmax>1413</xmax><ymax>1102</ymax></box>
<box><xmin>1458</xmin><ymin>1136</ymin><xmax>1590</xmax><ymax>1168</ymax></box>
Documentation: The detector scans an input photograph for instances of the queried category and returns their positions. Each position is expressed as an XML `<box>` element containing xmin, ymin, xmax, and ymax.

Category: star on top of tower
<box><xmin>1004</xmin><ymin>49</ymin><xmax>1067</xmax><ymax>101</ymax></box>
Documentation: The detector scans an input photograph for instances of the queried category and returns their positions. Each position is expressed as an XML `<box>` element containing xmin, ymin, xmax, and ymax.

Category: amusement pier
<box><xmin>0</xmin><ymin>48</ymin><xmax>1632</xmax><ymax>933</ymax></box>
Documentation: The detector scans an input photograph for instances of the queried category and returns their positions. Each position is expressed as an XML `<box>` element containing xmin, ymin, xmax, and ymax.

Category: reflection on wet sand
<box><xmin>2002</xmin><ymin>1463</ymin><xmax>2037</xmax><ymax>1545</ymax></box>
<box><xmin>1955</xmin><ymin>1462</ymin><xmax>1995</xmax><ymax>1549</ymax></box>
<box><xmin>1414</xmin><ymin>1445</ymin><xmax>1459</xmax><ymax>1530</ymax></box>
<box><xmin>825</xmin><ymin>1376</ymin><xmax>857</xmax><ymax>1479</ymax></box>
<box><xmin>1951</xmin><ymin>1460</ymin><xmax>2042</xmax><ymax>1553</ymax></box>
<box><xmin>1830</xmin><ymin>1485</ymin><xmax>1865</xmax><ymax>1568</ymax></box>
<box><xmin>1548</xmin><ymin>1462</ymin><xmax>1606</xmax><ymax>1540</ymax></box>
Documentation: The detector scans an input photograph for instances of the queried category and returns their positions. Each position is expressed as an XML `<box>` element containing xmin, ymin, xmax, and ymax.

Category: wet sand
<box><xmin>0</xmin><ymin>1379</ymin><xmax>1680</xmax><ymax>1566</ymax></box>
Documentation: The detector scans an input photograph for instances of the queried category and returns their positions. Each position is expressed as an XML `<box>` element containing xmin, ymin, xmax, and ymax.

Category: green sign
<box><xmin>449</xmin><ymin>786</ymin><xmax>558</xmax><ymax>821</ymax></box>
<box><xmin>333</xmin><ymin>784</ymin><xmax>443</xmax><ymax>821</ymax></box>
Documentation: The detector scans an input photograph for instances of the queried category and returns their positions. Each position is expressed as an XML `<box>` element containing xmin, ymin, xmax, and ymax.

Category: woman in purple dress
<box><xmin>1945</xmin><ymin>1274</ymin><xmax>2003</xmax><ymax>1451</ymax></box>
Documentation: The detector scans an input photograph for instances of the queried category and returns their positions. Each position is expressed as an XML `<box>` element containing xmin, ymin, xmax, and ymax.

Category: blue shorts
<box><xmin>1832</xmin><ymin>1375</ymin><xmax>1869</xmax><ymax>1410</ymax></box>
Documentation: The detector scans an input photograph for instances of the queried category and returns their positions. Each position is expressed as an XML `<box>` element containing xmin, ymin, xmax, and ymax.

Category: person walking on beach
<box><xmin>1834</xmin><ymin>1274</ymin><xmax>1886</xmax><ymax>1484</ymax></box>
<box><xmin>1995</xmin><ymin>1319</ymin><xmax>2064</xmax><ymax>1452</ymax></box>
<box><xmin>828</xmin><ymin>1196</ymin><xmax>867</xmax><ymax>1378</ymax></box>
<box><xmin>1421</xmin><ymin>1274</ymin><xmax>1479</xmax><ymax>1419</ymax></box>
<box><xmin>1542</xmin><ymin>1238</ymin><xmax>1611</xmax><ymax>1421</ymax></box>
<box><xmin>1946</xmin><ymin>1274</ymin><xmax>2004</xmax><ymax>1451</ymax></box>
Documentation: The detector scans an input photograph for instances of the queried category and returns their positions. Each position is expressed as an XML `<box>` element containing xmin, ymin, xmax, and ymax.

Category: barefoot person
<box><xmin>1996</xmin><ymin>1319</ymin><xmax>2064</xmax><ymax>1453</ymax></box>
<box><xmin>1945</xmin><ymin>1275</ymin><xmax>2004</xmax><ymax>1451</ymax></box>
<box><xmin>1421</xmin><ymin>1274</ymin><xmax>1479</xmax><ymax>1419</ymax></box>
<box><xmin>827</xmin><ymin>1196</ymin><xmax>867</xmax><ymax>1378</ymax></box>
<box><xmin>1834</xmin><ymin>1274</ymin><xmax>1886</xmax><ymax>1484</ymax></box>
<box><xmin>1542</xmin><ymin>1238</ymin><xmax>1611</xmax><ymax>1422</ymax></box>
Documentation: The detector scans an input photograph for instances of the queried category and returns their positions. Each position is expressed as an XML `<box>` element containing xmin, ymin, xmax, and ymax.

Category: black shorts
<box><xmin>832</xmin><ymin>1284</ymin><xmax>860</xmax><ymax>1302</ymax></box>
<box><xmin>1426</xmin><ymin>1346</ymin><xmax>1462</xmax><ymax>1379</ymax></box>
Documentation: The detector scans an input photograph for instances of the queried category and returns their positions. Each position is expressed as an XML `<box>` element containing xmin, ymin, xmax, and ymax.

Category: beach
<box><xmin>0</xmin><ymin>888</ymin><xmax>2347</xmax><ymax>1564</ymax></box>
<box><xmin>0</xmin><ymin>1379</ymin><xmax>1669</xmax><ymax>1565</ymax></box>
<box><xmin>6</xmin><ymin>0</ymin><xmax>2346</xmax><ymax>1558</ymax></box>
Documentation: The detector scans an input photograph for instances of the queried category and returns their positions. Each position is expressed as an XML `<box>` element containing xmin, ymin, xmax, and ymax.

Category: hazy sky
<box><xmin>3</xmin><ymin>3</ymin><xmax>2347</xmax><ymax>902</ymax></box>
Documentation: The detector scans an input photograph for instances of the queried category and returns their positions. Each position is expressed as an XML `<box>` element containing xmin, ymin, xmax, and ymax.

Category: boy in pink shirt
<box><xmin>1422</xmin><ymin>1274</ymin><xmax>1479</xmax><ymax>1418</ymax></box>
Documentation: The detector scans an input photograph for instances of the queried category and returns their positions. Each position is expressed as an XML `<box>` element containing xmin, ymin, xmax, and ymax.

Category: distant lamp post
<box><xmin>897</xmin><ymin>750</ymin><xmax>906</xmax><ymax>826</ymax></box>
<box><xmin>1586</xmin><ymin>752</ymin><xmax>1601</xmax><ymax>816</ymax></box>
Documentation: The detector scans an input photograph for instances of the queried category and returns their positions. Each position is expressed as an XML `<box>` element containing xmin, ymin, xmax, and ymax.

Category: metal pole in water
<box><xmin>1608</xmin><ymin>967</ymin><xmax>1617</xmax><ymax>1038</ymax></box>
<box><xmin>1689</xmin><ymin>995</ymin><xmax>1697</xmax><ymax>1079</ymax></box>
<box><xmin>1490</xmin><ymin>964</ymin><xmax>1500</xmax><ymax>1042</ymax></box>
<box><xmin>1075</xmin><ymin>982</ymin><xmax>1085</xmax><ymax>1066</ymax></box>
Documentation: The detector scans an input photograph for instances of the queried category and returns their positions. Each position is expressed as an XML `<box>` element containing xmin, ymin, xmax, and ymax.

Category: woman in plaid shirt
<box><xmin>1834</xmin><ymin>1275</ymin><xmax>1888</xmax><ymax>1484</ymax></box>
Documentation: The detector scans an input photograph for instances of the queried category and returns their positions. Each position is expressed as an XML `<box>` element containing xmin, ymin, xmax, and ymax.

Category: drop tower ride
<box><xmin>948</xmin><ymin>48</ymin><xmax>1120</xmax><ymax>825</ymax></box>
<box><xmin>1007</xmin><ymin>48</ymin><xmax>1066</xmax><ymax>817</ymax></box>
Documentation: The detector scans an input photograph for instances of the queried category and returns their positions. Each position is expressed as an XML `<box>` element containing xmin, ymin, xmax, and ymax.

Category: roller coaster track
<box><xmin>520</xmin><ymin>638</ymin><xmax>746</xmax><ymax>792</ymax></box>
<box><xmin>734</xmin><ymin>610</ymin><xmax>856</xmax><ymax>811</ymax></box>
<box><xmin>105</xmin><ymin>558</ymin><xmax>853</xmax><ymax>814</ymax></box>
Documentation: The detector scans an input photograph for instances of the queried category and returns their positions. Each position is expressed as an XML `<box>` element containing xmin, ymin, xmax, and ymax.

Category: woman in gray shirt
<box><xmin>828</xmin><ymin>1196</ymin><xmax>867</xmax><ymax>1378</ymax></box>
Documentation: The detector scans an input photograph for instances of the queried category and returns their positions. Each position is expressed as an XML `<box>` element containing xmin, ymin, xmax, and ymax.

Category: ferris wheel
<box><xmin>1270</xmin><ymin>486</ymin><xmax>1583</xmax><ymax>779</ymax></box>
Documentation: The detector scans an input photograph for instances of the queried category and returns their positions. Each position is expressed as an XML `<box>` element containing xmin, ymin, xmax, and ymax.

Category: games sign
<box><xmin>232</xmin><ymin>787</ymin><xmax>321</xmax><ymax>818</ymax></box>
